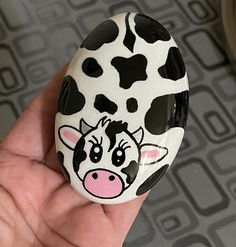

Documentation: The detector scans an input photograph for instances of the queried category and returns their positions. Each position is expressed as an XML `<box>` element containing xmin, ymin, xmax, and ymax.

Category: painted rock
<box><xmin>55</xmin><ymin>12</ymin><xmax>189</xmax><ymax>204</ymax></box>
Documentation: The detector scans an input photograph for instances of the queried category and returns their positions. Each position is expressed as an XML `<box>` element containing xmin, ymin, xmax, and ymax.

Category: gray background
<box><xmin>0</xmin><ymin>0</ymin><xmax>236</xmax><ymax>246</ymax></box>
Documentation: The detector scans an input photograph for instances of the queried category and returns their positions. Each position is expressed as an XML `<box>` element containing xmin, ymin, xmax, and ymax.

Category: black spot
<box><xmin>81</xmin><ymin>20</ymin><xmax>119</xmax><ymax>50</ymax></box>
<box><xmin>73</xmin><ymin>138</ymin><xmax>87</xmax><ymax>173</ymax></box>
<box><xmin>57</xmin><ymin>151</ymin><xmax>71</xmax><ymax>183</ymax></box>
<box><xmin>57</xmin><ymin>75</ymin><xmax>85</xmax><ymax>115</ymax></box>
<box><xmin>82</xmin><ymin>57</ymin><xmax>103</xmax><ymax>78</ymax></box>
<box><xmin>111</xmin><ymin>54</ymin><xmax>147</xmax><ymax>89</ymax></box>
<box><xmin>94</xmin><ymin>94</ymin><xmax>118</xmax><ymax>115</ymax></box>
<box><xmin>174</xmin><ymin>91</ymin><xmax>189</xmax><ymax>129</ymax></box>
<box><xmin>136</xmin><ymin>164</ymin><xmax>169</xmax><ymax>196</ymax></box>
<box><xmin>105</xmin><ymin>120</ymin><xmax>128</xmax><ymax>152</ymax></box>
<box><xmin>158</xmin><ymin>47</ymin><xmax>186</xmax><ymax>80</ymax></box>
<box><xmin>123</xmin><ymin>12</ymin><xmax>136</xmax><ymax>52</ymax></box>
<box><xmin>121</xmin><ymin>160</ymin><xmax>139</xmax><ymax>184</ymax></box>
<box><xmin>126</xmin><ymin>97</ymin><xmax>138</xmax><ymax>113</ymax></box>
<box><xmin>144</xmin><ymin>91</ymin><xmax>189</xmax><ymax>135</ymax></box>
<box><xmin>134</xmin><ymin>14</ymin><xmax>170</xmax><ymax>43</ymax></box>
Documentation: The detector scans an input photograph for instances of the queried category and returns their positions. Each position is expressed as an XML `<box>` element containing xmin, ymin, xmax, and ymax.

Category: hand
<box><xmin>0</xmin><ymin>65</ymin><xmax>147</xmax><ymax>247</ymax></box>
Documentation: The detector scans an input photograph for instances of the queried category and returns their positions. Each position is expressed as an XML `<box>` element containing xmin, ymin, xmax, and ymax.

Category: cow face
<box><xmin>59</xmin><ymin>117</ymin><xmax>168</xmax><ymax>199</ymax></box>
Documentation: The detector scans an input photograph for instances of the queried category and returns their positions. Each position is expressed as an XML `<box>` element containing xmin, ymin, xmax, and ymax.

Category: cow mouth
<box><xmin>83</xmin><ymin>168</ymin><xmax>125</xmax><ymax>199</ymax></box>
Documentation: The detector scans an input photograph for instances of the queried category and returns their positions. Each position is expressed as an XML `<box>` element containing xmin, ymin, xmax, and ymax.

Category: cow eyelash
<box><xmin>118</xmin><ymin>139</ymin><xmax>131</xmax><ymax>150</ymax></box>
<box><xmin>89</xmin><ymin>135</ymin><xmax>103</xmax><ymax>145</ymax></box>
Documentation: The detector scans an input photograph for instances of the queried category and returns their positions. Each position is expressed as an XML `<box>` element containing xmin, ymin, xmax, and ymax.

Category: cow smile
<box><xmin>83</xmin><ymin>168</ymin><xmax>125</xmax><ymax>199</ymax></box>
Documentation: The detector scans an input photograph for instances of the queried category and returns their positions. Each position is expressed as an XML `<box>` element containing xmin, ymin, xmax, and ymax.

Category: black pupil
<box><xmin>112</xmin><ymin>148</ymin><xmax>125</xmax><ymax>167</ymax></box>
<box><xmin>89</xmin><ymin>144</ymin><xmax>102</xmax><ymax>163</ymax></box>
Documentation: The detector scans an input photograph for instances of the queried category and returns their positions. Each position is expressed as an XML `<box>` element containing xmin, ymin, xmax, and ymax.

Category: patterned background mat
<box><xmin>1</xmin><ymin>0</ymin><xmax>236</xmax><ymax>246</ymax></box>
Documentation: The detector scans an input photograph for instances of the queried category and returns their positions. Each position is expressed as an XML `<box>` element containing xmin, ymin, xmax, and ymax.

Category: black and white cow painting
<box><xmin>55</xmin><ymin>12</ymin><xmax>189</xmax><ymax>204</ymax></box>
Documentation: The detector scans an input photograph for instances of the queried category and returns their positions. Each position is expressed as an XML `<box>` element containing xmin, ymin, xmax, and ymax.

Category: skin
<box><xmin>0</xmin><ymin>65</ymin><xmax>147</xmax><ymax>247</ymax></box>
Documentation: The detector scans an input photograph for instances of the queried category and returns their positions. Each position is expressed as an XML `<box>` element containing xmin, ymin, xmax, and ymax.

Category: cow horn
<box><xmin>132</xmin><ymin>126</ymin><xmax>144</xmax><ymax>144</ymax></box>
<box><xmin>80</xmin><ymin>118</ymin><xmax>93</xmax><ymax>135</ymax></box>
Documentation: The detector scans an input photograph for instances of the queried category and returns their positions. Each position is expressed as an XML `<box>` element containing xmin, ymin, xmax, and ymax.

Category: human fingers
<box><xmin>103</xmin><ymin>192</ymin><xmax>148</xmax><ymax>240</ymax></box>
<box><xmin>2</xmin><ymin>64</ymin><xmax>68</xmax><ymax>162</ymax></box>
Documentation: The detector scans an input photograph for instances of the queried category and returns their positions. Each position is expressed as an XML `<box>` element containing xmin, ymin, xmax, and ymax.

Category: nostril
<box><xmin>92</xmin><ymin>172</ymin><xmax>98</xmax><ymax>179</ymax></box>
<box><xmin>109</xmin><ymin>175</ymin><xmax>115</xmax><ymax>181</ymax></box>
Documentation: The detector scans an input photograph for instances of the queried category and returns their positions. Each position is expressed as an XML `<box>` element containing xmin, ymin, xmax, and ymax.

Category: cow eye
<box><xmin>112</xmin><ymin>148</ymin><xmax>125</xmax><ymax>167</ymax></box>
<box><xmin>89</xmin><ymin>144</ymin><xmax>103</xmax><ymax>163</ymax></box>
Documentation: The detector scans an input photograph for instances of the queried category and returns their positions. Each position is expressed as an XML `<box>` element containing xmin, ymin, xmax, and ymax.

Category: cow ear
<box><xmin>140</xmin><ymin>144</ymin><xmax>168</xmax><ymax>165</ymax></box>
<box><xmin>132</xmin><ymin>127</ymin><xmax>144</xmax><ymax>144</ymax></box>
<box><xmin>59</xmin><ymin>125</ymin><xmax>82</xmax><ymax>150</ymax></box>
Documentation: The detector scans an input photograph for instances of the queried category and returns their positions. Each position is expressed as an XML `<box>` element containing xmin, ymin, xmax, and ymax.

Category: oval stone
<box><xmin>55</xmin><ymin>12</ymin><xmax>189</xmax><ymax>204</ymax></box>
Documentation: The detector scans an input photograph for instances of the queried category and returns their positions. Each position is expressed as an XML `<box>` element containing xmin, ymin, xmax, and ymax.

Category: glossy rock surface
<box><xmin>55</xmin><ymin>12</ymin><xmax>189</xmax><ymax>204</ymax></box>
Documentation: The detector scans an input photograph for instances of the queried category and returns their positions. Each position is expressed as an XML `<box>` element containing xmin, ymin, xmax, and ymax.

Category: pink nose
<box><xmin>83</xmin><ymin>169</ymin><xmax>124</xmax><ymax>199</ymax></box>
